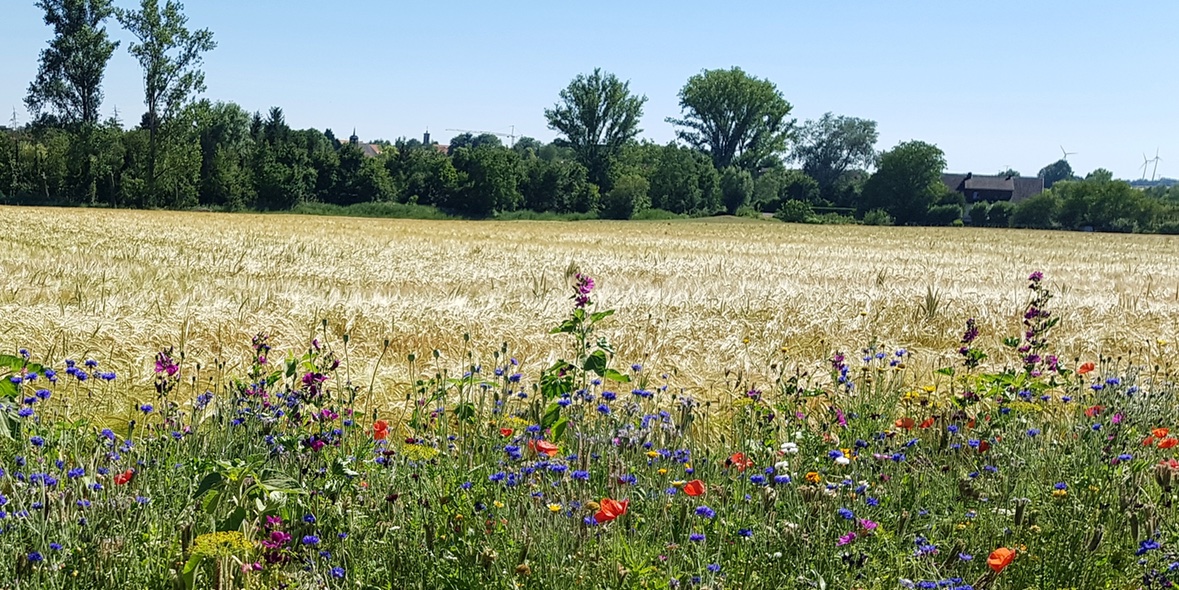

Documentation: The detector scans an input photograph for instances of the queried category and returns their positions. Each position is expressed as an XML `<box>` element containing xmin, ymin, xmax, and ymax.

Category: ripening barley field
<box><xmin>7</xmin><ymin>206</ymin><xmax>1179</xmax><ymax>589</ymax></box>
<box><xmin>1</xmin><ymin>206</ymin><xmax>1178</xmax><ymax>408</ymax></box>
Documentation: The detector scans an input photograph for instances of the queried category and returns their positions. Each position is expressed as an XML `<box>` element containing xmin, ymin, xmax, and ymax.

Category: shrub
<box><xmin>986</xmin><ymin>201</ymin><xmax>1014</xmax><ymax>228</ymax></box>
<box><xmin>969</xmin><ymin>202</ymin><xmax>989</xmax><ymax>226</ymax></box>
<box><xmin>600</xmin><ymin>174</ymin><xmax>651</xmax><ymax>220</ymax></box>
<box><xmin>1011</xmin><ymin>192</ymin><xmax>1060</xmax><ymax>229</ymax></box>
<box><xmin>862</xmin><ymin>208</ymin><xmax>894</xmax><ymax>226</ymax></box>
<box><xmin>924</xmin><ymin>204</ymin><xmax>962</xmax><ymax>226</ymax></box>
<box><xmin>774</xmin><ymin>199</ymin><xmax>814</xmax><ymax>223</ymax></box>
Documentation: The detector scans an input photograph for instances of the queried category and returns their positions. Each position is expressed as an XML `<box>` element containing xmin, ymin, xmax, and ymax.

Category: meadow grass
<box><xmin>0</xmin><ymin>271</ymin><xmax>1177</xmax><ymax>588</ymax></box>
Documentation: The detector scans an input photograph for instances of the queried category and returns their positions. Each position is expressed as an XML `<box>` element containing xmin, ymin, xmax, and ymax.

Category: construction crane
<box><xmin>444</xmin><ymin>125</ymin><xmax>519</xmax><ymax>147</ymax></box>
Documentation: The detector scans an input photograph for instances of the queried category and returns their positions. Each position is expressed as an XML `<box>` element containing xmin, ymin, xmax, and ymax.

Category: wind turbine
<box><xmin>1151</xmin><ymin>148</ymin><xmax>1162</xmax><ymax>182</ymax></box>
<box><xmin>1142</xmin><ymin>154</ymin><xmax>1151</xmax><ymax>181</ymax></box>
<box><xmin>1060</xmin><ymin>145</ymin><xmax>1077</xmax><ymax>161</ymax></box>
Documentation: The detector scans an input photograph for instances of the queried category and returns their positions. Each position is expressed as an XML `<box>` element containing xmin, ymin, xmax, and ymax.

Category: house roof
<box><xmin>942</xmin><ymin>173</ymin><xmax>1045</xmax><ymax>203</ymax></box>
<box><xmin>361</xmin><ymin>143</ymin><xmax>383</xmax><ymax>158</ymax></box>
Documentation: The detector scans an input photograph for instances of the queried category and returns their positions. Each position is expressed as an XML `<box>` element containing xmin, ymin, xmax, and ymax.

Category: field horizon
<box><xmin>3</xmin><ymin>205</ymin><xmax>1178</xmax><ymax>409</ymax></box>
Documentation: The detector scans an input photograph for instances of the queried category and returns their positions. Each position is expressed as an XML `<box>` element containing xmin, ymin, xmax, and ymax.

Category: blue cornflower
<box><xmin>596</xmin><ymin>404</ymin><xmax>611</xmax><ymax>415</ymax></box>
<box><xmin>27</xmin><ymin>552</ymin><xmax>43</xmax><ymax>563</ymax></box>
<box><xmin>331</xmin><ymin>567</ymin><xmax>346</xmax><ymax>579</ymax></box>
<box><xmin>302</xmin><ymin>535</ymin><xmax>320</xmax><ymax>545</ymax></box>
<box><xmin>1138</xmin><ymin>539</ymin><xmax>1161</xmax><ymax>555</ymax></box>
<box><xmin>706</xmin><ymin>563</ymin><xmax>720</xmax><ymax>573</ymax></box>
<box><xmin>29</xmin><ymin>436</ymin><xmax>45</xmax><ymax>447</ymax></box>
<box><xmin>139</xmin><ymin>404</ymin><xmax>153</xmax><ymax>414</ymax></box>
<box><xmin>695</xmin><ymin>506</ymin><xmax>716</xmax><ymax>519</ymax></box>
<box><xmin>738</xmin><ymin>528</ymin><xmax>753</xmax><ymax>538</ymax></box>
<box><xmin>572</xmin><ymin>470</ymin><xmax>589</xmax><ymax>481</ymax></box>
<box><xmin>837</xmin><ymin>508</ymin><xmax>855</xmax><ymax>520</ymax></box>
<box><xmin>688</xmin><ymin>533</ymin><xmax>705</xmax><ymax>542</ymax></box>
<box><xmin>1054</xmin><ymin>482</ymin><xmax>1067</xmax><ymax>490</ymax></box>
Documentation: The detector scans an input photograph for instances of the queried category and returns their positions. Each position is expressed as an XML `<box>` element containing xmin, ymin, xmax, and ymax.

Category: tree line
<box><xmin>4</xmin><ymin>0</ymin><xmax>1178</xmax><ymax>232</ymax></box>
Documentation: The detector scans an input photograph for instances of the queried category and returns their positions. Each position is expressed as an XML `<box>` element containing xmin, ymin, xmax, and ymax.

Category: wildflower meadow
<box><xmin>1</xmin><ymin>269</ymin><xmax>1178</xmax><ymax>590</ymax></box>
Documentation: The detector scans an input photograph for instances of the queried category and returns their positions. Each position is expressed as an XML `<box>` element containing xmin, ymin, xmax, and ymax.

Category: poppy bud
<box><xmin>1155</xmin><ymin>462</ymin><xmax>1173</xmax><ymax>491</ymax></box>
<box><xmin>896</xmin><ymin>511</ymin><xmax>911</xmax><ymax>535</ymax></box>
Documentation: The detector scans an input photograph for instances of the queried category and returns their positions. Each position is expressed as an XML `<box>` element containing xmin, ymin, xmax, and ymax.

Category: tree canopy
<box><xmin>667</xmin><ymin>67</ymin><xmax>793</xmax><ymax>172</ymax></box>
<box><xmin>544</xmin><ymin>69</ymin><xmax>646</xmax><ymax>189</ymax></box>
<box><xmin>860</xmin><ymin>141</ymin><xmax>947</xmax><ymax>225</ymax></box>
<box><xmin>791</xmin><ymin>113</ymin><xmax>878</xmax><ymax>201</ymax></box>
<box><xmin>25</xmin><ymin>0</ymin><xmax>120</xmax><ymax>127</ymax></box>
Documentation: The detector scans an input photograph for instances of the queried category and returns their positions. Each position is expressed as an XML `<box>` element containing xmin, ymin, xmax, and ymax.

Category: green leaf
<box><xmin>1002</xmin><ymin>337</ymin><xmax>1021</xmax><ymax>348</ymax></box>
<box><xmin>602</xmin><ymin>368</ymin><xmax>631</xmax><ymax>383</ymax></box>
<box><xmin>934</xmin><ymin>367</ymin><xmax>954</xmax><ymax>376</ymax></box>
<box><xmin>589</xmin><ymin>309</ymin><xmax>615</xmax><ymax>324</ymax></box>
<box><xmin>550</xmin><ymin>319</ymin><xmax>578</xmax><ymax>335</ymax></box>
<box><xmin>0</xmin><ymin>380</ymin><xmax>15</xmax><ymax>400</ymax></box>
<box><xmin>541</xmin><ymin>403</ymin><xmax>561</xmax><ymax>430</ymax></box>
<box><xmin>193</xmin><ymin>472</ymin><xmax>223</xmax><ymax>499</ymax></box>
<box><xmin>217</xmin><ymin>506</ymin><xmax>247</xmax><ymax>532</ymax></box>
<box><xmin>583</xmin><ymin>350</ymin><xmax>608</xmax><ymax>376</ymax></box>
<box><xmin>180</xmin><ymin>553</ymin><xmax>202</xmax><ymax>590</ymax></box>
<box><xmin>453</xmin><ymin>402</ymin><xmax>476</xmax><ymax>423</ymax></box>
<box><xmin>552</xmin><ymin>416</ymin><xmax>569</xmax><ymax>442</ymax></box>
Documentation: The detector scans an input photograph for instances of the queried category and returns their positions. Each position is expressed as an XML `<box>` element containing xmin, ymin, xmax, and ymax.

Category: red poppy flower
<box><xmin>1145</xmin><ymin>436</ymin><xmax>1158</xmax><ymax>447</ymax></box>
<box><xmin>529</xmin><ymin>439</ymin><xmax>559</xmax><ymax>457</ymax></box>
<box><xmin>919</xmin><ymin>417</ymin><xmax>935</xmax><ymax>429</ymax></box>
<box><xmin>1153</xmin><ymin>428</ymin><xmax>1171</xmax><ymax>439</ymax></box>
<box><xmin>114</xmin><ymin>469</ymin><xmax>135</xmax><ymax>485</ymax></box>
<box><xmin>1084</xmin><ymin>405</ymin><xmax>1103</xmax><ymax>418</ymax></box>
<box><xmin>499</xmin><ymin>428</ymin><xmax>514</xmax><ymax>438</ymax></box>
<box><xmin>594</xmin><ymin>498</ymin><xmax>628</xmax><ymax>523</ymax></box>
<box><xmin>1077</xmin><ymin>362</ymin><xmax>1096</xmax><ymax>375</ymax></box>
<box><xmin>683</xmin><ymin>479</ymin><xmax>705</xmax><ymax>497</ymax></box>
<box><xmin>372</xmin><ymin>420</ymin><xmax>389</xmax><ymax>441</ymax></box>
<box><xmin>894</xmin><ymin>417</ymin><xmax>915</xmax><ymax>430</ymax></box>
<box><xmin>978</xmin><ymin>440</ymin><xmax>991</xmax><ymax>453</ymax></box>
<box><xmin>1160</xmin><ymin>437</ymin><xmax>1178</xmax><ymax>450</ymax></box>
<box><xmin>726</xmin><ymin>453</ymin><xmax>753</xmax><ymax>472</ymax></box>
<box><xmin>987</xmin><ymin>547</ymin><xmax>1015</xmax><ymax>573</ymax></box>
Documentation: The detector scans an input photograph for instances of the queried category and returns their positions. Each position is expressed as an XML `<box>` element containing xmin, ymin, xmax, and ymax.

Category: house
<box><xmin>942</xmin><ymin>172</ymin><xmax>1044</xmax><ymax>204</ymax></box>
<box><xmin>347</xmin><ymin>129</ymin><xmax>383</xmax><ymax>158</ymax></box>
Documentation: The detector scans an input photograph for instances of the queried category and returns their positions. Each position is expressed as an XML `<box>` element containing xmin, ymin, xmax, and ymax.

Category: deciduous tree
<box><xmin>667</xmin><ymin>67</ymin><xmax>793</xmax><ymax>172</ymax></box>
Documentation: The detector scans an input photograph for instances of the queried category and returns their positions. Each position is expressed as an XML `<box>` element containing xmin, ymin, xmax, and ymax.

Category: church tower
<box><xmin>349</xmin><ymin>128</ymin><xmax>359</xmax><ymax>145</ymax></box>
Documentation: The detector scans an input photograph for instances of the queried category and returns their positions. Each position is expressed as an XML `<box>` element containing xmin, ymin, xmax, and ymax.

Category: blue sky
<box><xmin>2</xmin><ymin>0</ymin><xmax>1176</xmax><ymax>180</ymax></box>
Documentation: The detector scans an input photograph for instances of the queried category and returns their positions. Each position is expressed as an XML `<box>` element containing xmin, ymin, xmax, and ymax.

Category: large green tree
<box><xmin>1037</xmin><ymin>159</ymin><xmax>1074</xmax><ymax>189</ymax></box>
<box><xmin>791</xmin><ymin>113</ymin><xmax>878</xmax><ymax>201</ymax></box>
<box><xmin>859</xmin><ymin>140</ymin><xmax>947</xmax><ymax>224</ymax></box>
<box><xmin>544</xmin><ymin>68</ymin><xmax>646</xmax><ymax>188</ymax></box>
<box><xmin>116</xmin><ymin>0</ymin><xmax>215</xmax><ymax>194</ymax></box>
<box><xmin>25</xmin><ymin>0</ymin><xmax>120</xmax><ymax>127</ymax></box>
<box><xmin>667</xmin><ymin>67</ymin><xmax>793</xmax><ymax>172</ymax></box>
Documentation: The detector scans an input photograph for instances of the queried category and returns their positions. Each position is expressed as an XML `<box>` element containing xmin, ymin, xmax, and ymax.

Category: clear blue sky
<box><xmin>2</xmin><ymin>0</ymin><xmax>1176</xmax><ymax>180</ymax></box>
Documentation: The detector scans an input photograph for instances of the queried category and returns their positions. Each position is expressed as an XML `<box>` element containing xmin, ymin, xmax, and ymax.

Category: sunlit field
<box><xmin>8</xmin><ymin>207</ymin><xmax>1179</xmax><ymax>588</ymax></box>
<box><xmin>2</xmin><ymin>206</ymin><xmax>1178</xmax><ymax>408</ymax></box>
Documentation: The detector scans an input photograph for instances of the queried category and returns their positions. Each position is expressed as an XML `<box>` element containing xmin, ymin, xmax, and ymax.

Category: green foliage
<box><xmin>862</xmin><ymin>208</ymin><xmax>894</xmax><ymax>226</ymax></box>
<box><xmin>860</xmin><ymin>140</ymin><xmax>947</xmax><ymax>225</ymax></box>
<box><xmin>719</xmin><ymin>166</ymin><xmax>753</xmax><ymax>215</ymax></box>
<box><xmin>774</xmin><ymin>199</ymin><xmax>813</xmax><ymax>223</ymax></box>
<box><xmin>791</xmin><ymin>112</ymin><xmax>878</xmax><ymax>201</ymax></box>
<box><xmin>985</xmin><ymin>201</ymin><xmax>1014</xmax><ymax>228</ymax></box>
<box><xmin>1011</xmin><ymin>192</ymin><xmax>1060</xmax><ymax>229</ymax></box>
<box><xmin>26</xmin><ymin>0</ymin><xmax>120</xmax><ymax>126</ymax></box>
<box><xmin>924</xmin><ymin>203</ymin><xmax>962</xmax><ymax>226</ymax></box>
<box><xmin>449</xmin><ymin>146</ymin><xmax>523</xmax><ymax>216</ymax></box>
<box><xmin>289</xmin><ymin>200</ymin><xmax>455</xmax><ymax>220</ymax></box>
<box><xmin>519</xmin><ymin>157</ymin><xmax>599</xmax><ymax>214</ymax></box>
<box><xmin>544</xmin><ymin>68</ymin><xmax>646</xmax><ymax>188</ymax></box>
<box><xmin>1038</xmin><ymin>159</ymin><xmax>1074</xmax><ymax>189</ymax></box>
<box><xmin>644</xmin><ymin>143</ymin><xmax>721</xmax><ymax>215</ymax></box>
<box><xmin>600</xmin><ymin>173</ymin><xmax>649</xmax><ymax>219</ymax></box>
<box><xmin>968</xmin><ymin>202</ymin><xmax>990</xmax><ymax>227</ymax></box>
<box><xmin>667</xmin><ymin>67</ymin><xmax>793</xmax><ymax>172</ymax></box>
<box><xmin>630</xmin><ymin>207</ymin><xmax>687</xmax><ymax>220</ymax></box>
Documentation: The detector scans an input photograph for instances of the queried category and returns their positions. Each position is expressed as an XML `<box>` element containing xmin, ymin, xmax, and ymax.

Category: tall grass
<box><xmin>1</xmin><ymin>273</ymin><xmax>1177</xmax><ymax>588</ymax></box>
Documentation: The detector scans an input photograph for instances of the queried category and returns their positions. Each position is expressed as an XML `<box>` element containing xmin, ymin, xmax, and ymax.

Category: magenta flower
<box><xmin>837</xmin><ymin>531</ymin><xmax>857</xmax><ymax>546</ymax></box>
